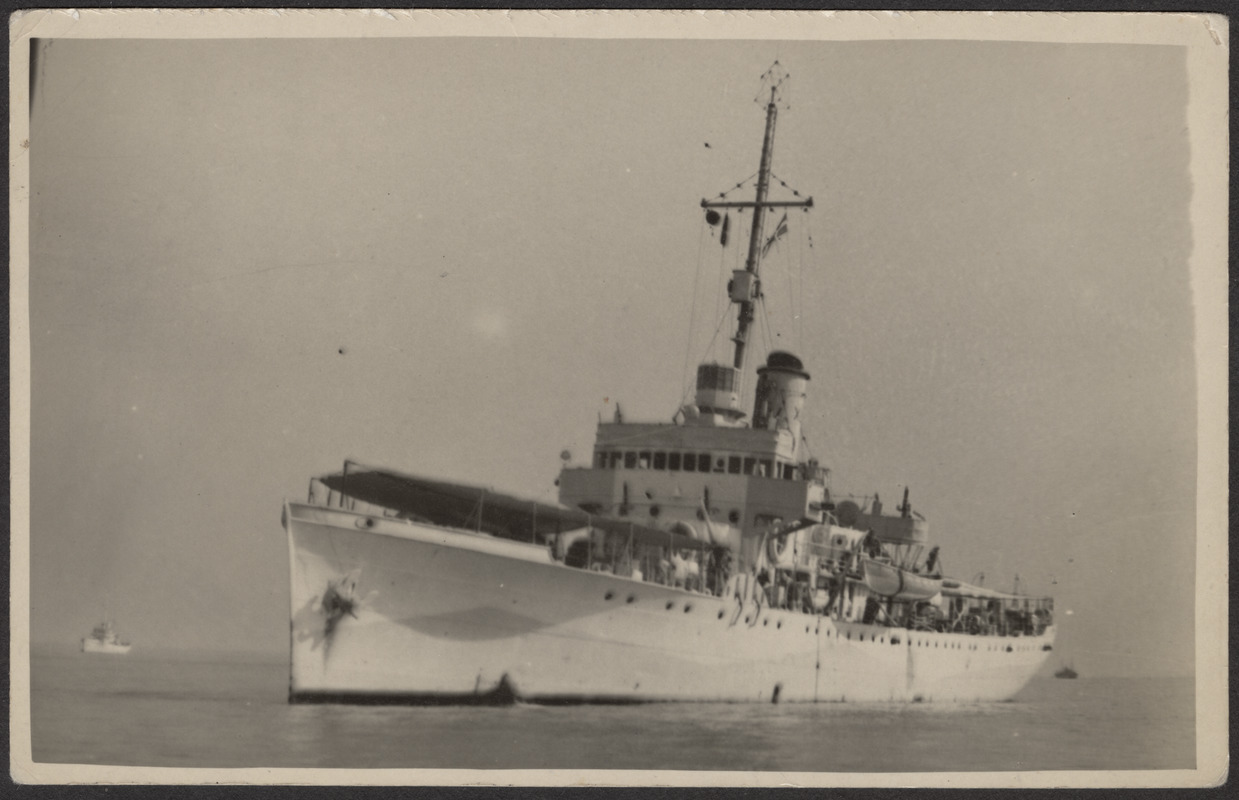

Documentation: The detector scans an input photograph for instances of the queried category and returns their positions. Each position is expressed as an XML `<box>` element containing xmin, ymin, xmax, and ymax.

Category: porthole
<box><xmin>718</xmin><ymin>609</ymin><xmax>725</xmax><ymax>619</ymax></box>
<box><xmin>604</xmin><ymin>591</ymin><xmax>614</xmax><ymax>600</ymax></box>
<box><xmin>763</xmin><ymin>619</ymin><xmax>769</xmax><ymax>626</ymax></box>
<box><xmin>859</xmin><ymin>634</ymin><xmax>864</xmax><ymax>642</ymax></box>
<box><xmin>649</xmin><ymin>505</ymin><xmax>661</xmax><ymax>518</ymax></box>
<box><xmin>684</xmin><ymin>604</ymin><xmax>693</xmax><ymax>613</ymax></box>
<box><xmin>665</xmin><ymin>601</ymin><xmax>674</xmax><ymax>610</ymax></box>
<box><xmin>777</xmin><ymin>620</ymin><xmax>782</xmax><ymax>629</ymax></box>
<box><xmin>728</xmin><ymin>509</ymin><xmax>741</xmax><ymax>524</ymax></box>
<box><xmin>626</xmin><ymin>595</ymin><xmax>636</xmax><ymax>604</ymax></box>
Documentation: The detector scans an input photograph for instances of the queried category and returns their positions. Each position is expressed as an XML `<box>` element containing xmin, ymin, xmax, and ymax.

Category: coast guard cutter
<box><xmin>284</xmin><ymin>64</ymin><xmax>1055</xmax><ymax>704</ymax></box>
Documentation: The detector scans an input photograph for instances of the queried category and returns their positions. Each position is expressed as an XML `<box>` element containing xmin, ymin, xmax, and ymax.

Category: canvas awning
<box><xmin>318</xmin><ymin>460</ymin><xmax>713</xmax><ymax>552</ymax></box>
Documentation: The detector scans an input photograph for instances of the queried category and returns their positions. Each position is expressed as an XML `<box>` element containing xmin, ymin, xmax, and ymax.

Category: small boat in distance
<box><xmin>1054</xmin><ymin>662</ymin><xmax>1078</xmax><ymax>679</ymax></box>
<box><xmin>81</xmin><ymin>619</ymin><xmax>131</xmax><ymax>655</ymax></box>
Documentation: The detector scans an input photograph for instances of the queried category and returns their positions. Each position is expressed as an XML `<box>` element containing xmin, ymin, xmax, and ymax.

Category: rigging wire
<box><xmin>769</xmin><ymin>172</ymin><xmax>807</xmax><ymax>201</ymax></box>
<box><xmin>752</xmin><ymin>232</ymin><xmax>793</xmax><ymax>357</ymax></box>
<box><xmin>703</xmin><ymin>305</ymin><xmax>733</xmax><ymax>364</ymax></box>
<box><xmin>798</xmin><ymin>212</ymin><xmax>805</xmax><ymax>349</ymax></box>
<box><xmin>706</xmin><ymin>171</ymin><xmax>759</xmax><ymax>204</ymax></box>
<box><xmin>681</xmin><ymin>220</ymin><xmax>709</xmax><ymax>405</ymax></box>
<box><xmin>758</xmin><ymin>293</ymin><xmax>776</xmax><ymax>358</ymax></box>
<box><xmin>752</xmin><ymin>290</ymin><xmax>767</xmax><ymax>372</ymax></box>
<box><xmin>713</xmin><ymin>216</ymin><xmax>728</xmax><ymax>357</ymax></box>
<box><xmin>783</xmin><ymin>239</ymin><xmax>796</xmax><ymax>353</ymax></box>
<box><xmin>802</xmin><ymin>210</ymin><xmax>839</xmax><ymax>391</ymax></box>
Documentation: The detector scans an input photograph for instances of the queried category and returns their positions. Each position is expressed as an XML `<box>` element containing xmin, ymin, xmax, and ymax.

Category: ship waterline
<box><xmin>287</xmin><ymin>503</ymin><xmax>1054</xmax><ymax>704</ymax></box>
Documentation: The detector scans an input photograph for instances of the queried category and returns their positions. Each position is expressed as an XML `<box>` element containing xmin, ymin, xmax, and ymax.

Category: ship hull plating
<box><xmin>287</xmin><ymin>503</ymin><xmax>1054</xmax><ymax>704</ymax></box>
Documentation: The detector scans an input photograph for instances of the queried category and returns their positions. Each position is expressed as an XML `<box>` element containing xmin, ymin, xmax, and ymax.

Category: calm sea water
<box><xmin>27</xmin><ymin>647</ymin><xmax>1194</xmax><ymax>773</ymax></box>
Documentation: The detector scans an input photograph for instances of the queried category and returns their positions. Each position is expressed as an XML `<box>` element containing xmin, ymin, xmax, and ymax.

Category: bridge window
<box><xmin>653</xmin><ymin>451</ymin><xmax>667</xmax><ymax>470</ymax></box>
<box><xmin>743</xmin><ymin>457</ymin><xmax>756</xmax><ymax>475</ymax></box>
<box><xmin>638</xmin><ymin>451</ymin><xmax>651</xmax><ymax>469</ymax></box>
<box><xmin>759</xmin><ymin>459</ymin><xmax>773</xmax><ymax>477</ymax></box>
<box><xmin>713</xmin><ymin>456</ymin><xmax>727</xmax><ymax>473</ymax></box>
<box><xmin>697</xmin><ymin>453</ymin><xmax>712</xmax><ymax>472</ymax></box>
<box><xmin>624</xmin><ymin>452</ymin><xmax>637</xmax><ymax>469</ymax></box>
<box><xmin>609</xmin><ymin>451</ymin><xmax>623</xmax><ymax>468</ymax></box>
<box><xmin>668</xmin><ymin>452</ymin><xmax>682</xmax><ymax>471</ymax></box>
<box><xmin>683</xmin><ymin>452</ymin><xmax>697</xmax><ymax>472</ymax></box>
<box><xmin>594</xmin><ymin>451</ymin><xmax>607</xmax><ymax>468</ymax></box>
<box><xmin>728</xmin><ymin>456</ymin><xmax>742</xmax><ymax>474</ymax></box>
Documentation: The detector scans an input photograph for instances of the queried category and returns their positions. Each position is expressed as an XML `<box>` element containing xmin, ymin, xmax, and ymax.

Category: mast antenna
<box><xmin>701</xmin><ymin>62</ymin><xmax>812</xmax><ymax>373</ymax></box>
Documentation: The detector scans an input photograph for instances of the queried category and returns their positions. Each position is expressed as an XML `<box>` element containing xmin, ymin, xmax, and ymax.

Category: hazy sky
<box><xmin>27</xmin><ymin>36</ymin><xmax>1195</xmax><ymax>677</ymax></box>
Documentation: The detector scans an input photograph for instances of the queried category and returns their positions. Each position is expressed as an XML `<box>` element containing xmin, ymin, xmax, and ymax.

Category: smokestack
<box><xmin>752</xmin><ymin>351</ymin><xmax>810</xmax><ymax>448</ymax></box>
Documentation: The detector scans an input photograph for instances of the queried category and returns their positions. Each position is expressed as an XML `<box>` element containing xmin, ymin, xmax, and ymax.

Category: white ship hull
<box><xmin>81</xmin><ymin>639</ymin><xmax>131</xmax><ymax>655</ymax></box>
<box><xmin>287</xmin><ymin>502</ymin><xmax>1054</xmax><ymax>704</ymax></box>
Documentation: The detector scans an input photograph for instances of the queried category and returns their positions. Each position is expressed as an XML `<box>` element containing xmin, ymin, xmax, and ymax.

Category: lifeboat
<box><xmin>861</xmin><ymin>558</ymin><xmax>943</xmax><ymax>600</ymax></box>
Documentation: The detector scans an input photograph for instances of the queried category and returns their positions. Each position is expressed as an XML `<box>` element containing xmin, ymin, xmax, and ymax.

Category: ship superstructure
<box><xmin>284</xmin><ymin>64</ymin><xmax>1055</xmax><ymax>704</ymax></box>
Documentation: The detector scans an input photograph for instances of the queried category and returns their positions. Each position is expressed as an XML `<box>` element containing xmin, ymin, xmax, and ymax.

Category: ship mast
<box><xmin>701</xmin><ymin>67</ymin><xmax>812</xmax><ymax>373</ymax></box>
